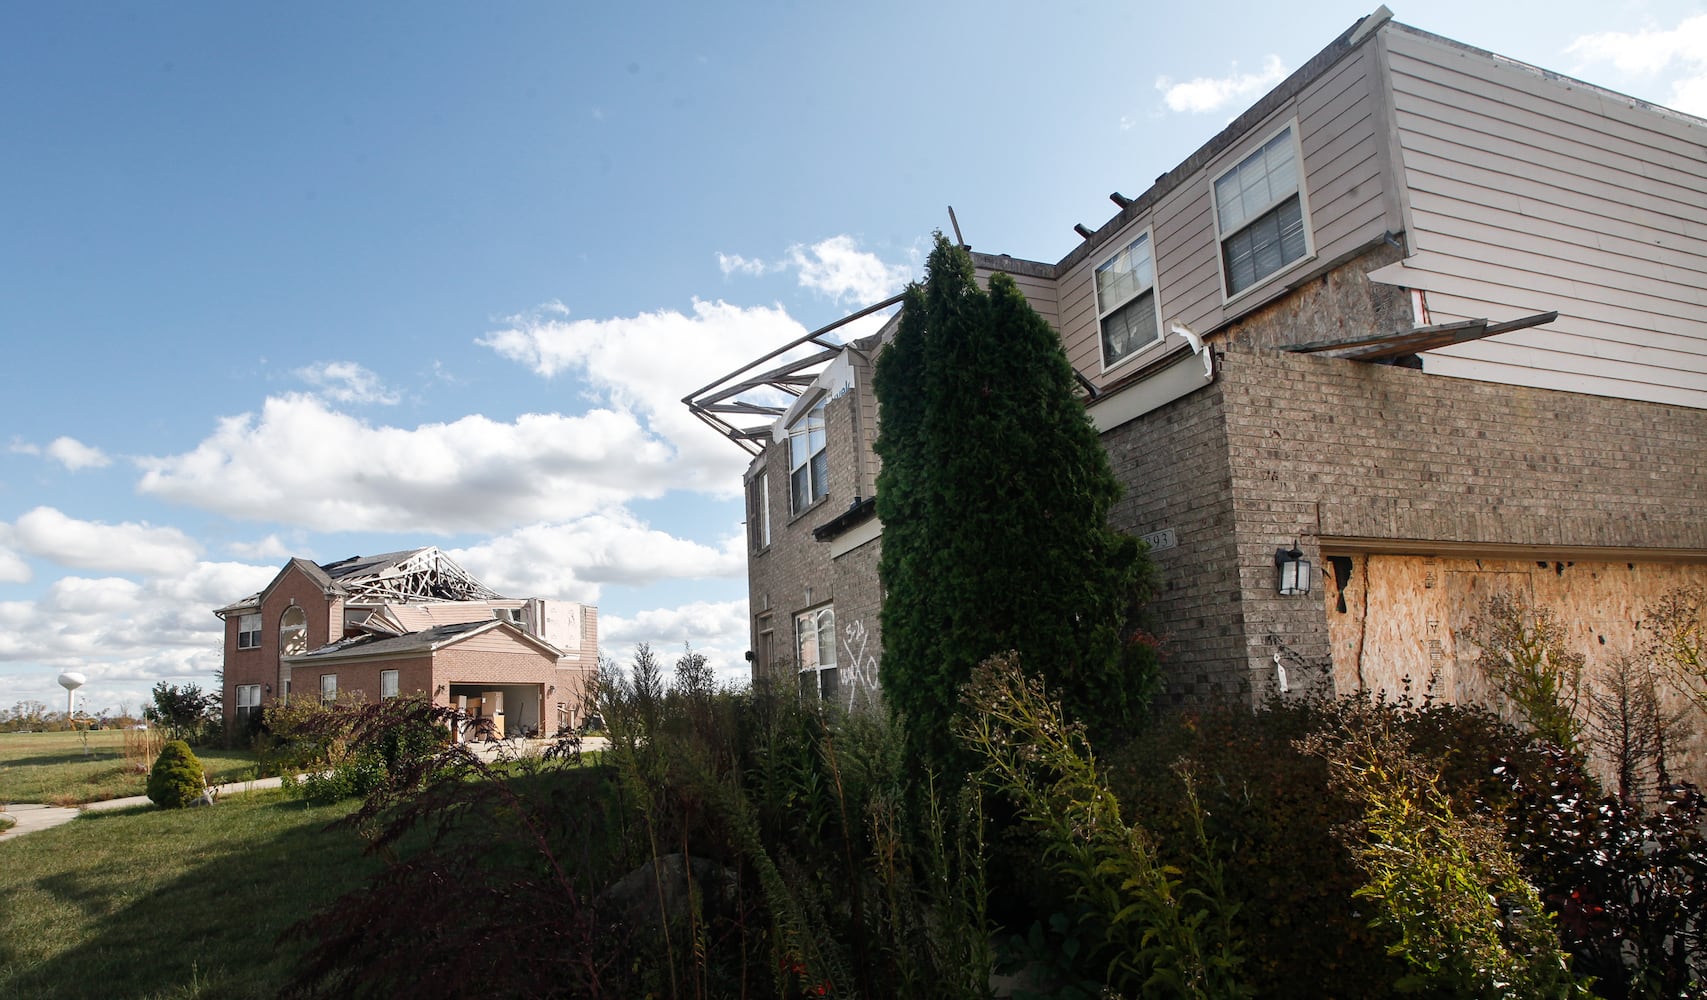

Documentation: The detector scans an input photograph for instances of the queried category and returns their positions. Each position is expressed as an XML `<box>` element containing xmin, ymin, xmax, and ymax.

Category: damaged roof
<box><xmin>286</xmin><ymin>618</ymin><xmax>562</xmax><ymax>665</ymax></box>
<box><xmin>214</xmin><ymin>546</ymin><xmax>503</xmax><ymax>618</ymax></box>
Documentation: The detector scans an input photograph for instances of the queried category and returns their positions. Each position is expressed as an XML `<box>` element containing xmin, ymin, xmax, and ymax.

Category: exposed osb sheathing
<box><xmin>1326</xmin><ymin>553</ymin><xmax>1707</xmax><ymax>785</ymax></box>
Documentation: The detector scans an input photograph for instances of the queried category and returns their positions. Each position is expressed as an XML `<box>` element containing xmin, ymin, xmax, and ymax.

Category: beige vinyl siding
<box><xmin>455</xmin><ymin>628</ymin><xmax>553</xmax><ymax>657</ymax></box>
<box><xmin>1057</xmin><ymin>43</ymin><xmax>1389</xmax><ymax>390</ymax></box>
<box><xmin>1003</xmin><ymin>269</ymin><xmax>1059</xmax><ymax>331</ymax></box>
<box><xmin>1378</xmin><ymin>25</ymin><xmax>1707</xmax><ymax>408</ymax></box>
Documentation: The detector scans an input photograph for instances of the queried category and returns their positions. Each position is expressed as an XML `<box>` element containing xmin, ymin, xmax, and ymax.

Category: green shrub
<box><xmin>147</xmin><ymin>739</ymin><xmax>206</xmax><ymax>808</ymax></box>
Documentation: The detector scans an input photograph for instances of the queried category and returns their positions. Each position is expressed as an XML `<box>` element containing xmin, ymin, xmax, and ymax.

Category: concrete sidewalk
<box><xmin>1</xmin><ymin>775</ymin><xmax>289</xmax><ymax>841</ymax></box>
<box><xmin>1</xmin><ymin>739</ymin><xmax>607</xmax><ymax>841</ymax></box>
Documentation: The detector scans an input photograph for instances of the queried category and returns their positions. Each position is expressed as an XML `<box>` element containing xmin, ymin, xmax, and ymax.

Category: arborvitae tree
<box><xmin>874</xmin><ymin>234</ymin><xmax>1158</xmax><ymax>775</ymax></box>
<box><xmin>147</xmin><ymin>739</ymin><xmax>206</xmax><ymax>808</ymax></box>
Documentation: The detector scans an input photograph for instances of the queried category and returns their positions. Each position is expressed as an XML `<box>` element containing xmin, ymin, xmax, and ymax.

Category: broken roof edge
<box><xmin>1055</xmin><ymin>7</ymin><xmax>1388</xmax><ymax>278</ymax></box>
<box><xmin>685</xmin><ymin>292</ymin><xmax>906</xmax><ymax>452</ymax></box>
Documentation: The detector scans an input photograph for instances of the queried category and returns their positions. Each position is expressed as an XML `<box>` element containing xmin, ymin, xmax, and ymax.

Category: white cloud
<box><xmin>1567</xmin><ymin>14</ymin><xmax>1707</xmax><ymax>116</ymax></box>
<box><xmin>449</xmin><ymin>512</ymin><xmax>744</xmax><ymax>602</ymax></box>
<box><xmin>48</xmin><ymin>436</ymin><xmax>112</xmax><ymax>470</ymax></box>
<box><xmin>226</xmin><ymin>534</ymin><xmax>293</xmax><ymax>561</ymax></box>
<box><xmin>716</xmin><ymin>252</ymin><xmax>782</xmax><ymax>277</ymax></box>
<box><xmin>0</xmin><ymin>541</ymin><xmax>30</xmax><ymax>584</ymax></box>
<box><xmin>600</xmin><ymin>598</ymin><xmax>751</xmax><ymax>686</ymax></box>
<box><xmin>7</xmin><ymin>507</ymin><xmax>201</xmax><ymax>576</ymax></box>
<box><xmin>788</xmin><ymin>236</ymin><xmax>914</xmax><ymax>305</ymax></box>
<box><xmin>295</xmin><ymin>361</ymin><xmax>401</xmax><ymax>405</ymax></box>
<box><xmin>9</xmin><ymin>436</ymin><xmax>112</xmax><ymax>470</ymax></box>
<box><xmin>0</xmin><ymin>558</ymin><xmax>278</xmax><ymax>713</ymax></box>
<box><xmin>136</xmin><ymin>393</ymin><xmax>683</xmax><ymax>533</ymax></box>
<box><xmin>717</xmin><ymin>236</ymin><xmax>915</xmax><ymax>306</ymax></box>
<box><xmin>479</xmin><ymin>297</ymin><xmax>812</xmax><ymax>489</ymax></box>
<box><xmin>1156</xmin><ymin>55</ymin><xmax>1289</xmax><ymax>114</ymax></box>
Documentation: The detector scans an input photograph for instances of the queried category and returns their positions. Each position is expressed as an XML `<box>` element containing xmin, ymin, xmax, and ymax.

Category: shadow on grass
<box><xmin>0</xmin><ymin>792</ymin><xmax>378</xmax><ymax>1000</ymax></box>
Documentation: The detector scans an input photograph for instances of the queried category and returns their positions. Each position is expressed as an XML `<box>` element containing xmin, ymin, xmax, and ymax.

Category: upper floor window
<box><xmin>788</xmin><ymin>398</ymin><xmax>828</xmax><ymax>514</ymax></box>
<box><xmin>795</xmin><ymin>605</ymin><xmax>838</xmax><ymax>703</ymax></box>
<box><xmin>1094</xmin><ymin>232</ymin><xmax>1161</xmax><ymax>369</ymax></box>
<box><xmin>280</xmin><ymin>606</ymin><xmax>307</xmax><ymax>657</ymax></box>
<box><xmin>750</xmin><ymin>471</ymin><xmax>771</xmax><ymax>550</ymax></box>
<box><xmin>237</xmin><ymin>613</ymin><xmax>262</xmax><ymax>650</ymax></box>
<box><xmin>1214</xmin><ymin>124</ymin><xmax>1310</xmax><ymax>297</ymax></box>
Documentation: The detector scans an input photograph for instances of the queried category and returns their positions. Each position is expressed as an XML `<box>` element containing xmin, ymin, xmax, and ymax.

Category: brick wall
<box><xmin>223</xmin><ymin>565</ymin><xmax>343</xmax><ymax>724</ymax></box>
<box><xmin>1101</xmin><ymin>380</ymin><xmax>1250</xmax><ymax>704</ymax></box>
<box><xmin>1216</xmin><ymin>345</ymin><xmax>1707</xmax><ymax>693</ymax></box>
<box><xmin>745</xmin><ymin>381</ymin><xmax>886</xmax><ymax>697</ymax></box>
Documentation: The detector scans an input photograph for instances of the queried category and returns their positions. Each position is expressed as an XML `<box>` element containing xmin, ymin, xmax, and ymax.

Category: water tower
<box><xmin>57</xmin><ymin>671</ymin><xmax>86</xmax><ymax>718</ymax></box>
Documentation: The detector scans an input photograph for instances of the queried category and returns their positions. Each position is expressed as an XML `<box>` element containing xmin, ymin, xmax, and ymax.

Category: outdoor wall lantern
<box><xmin>1274</xmin><ymin>544</ymin><xmax>1312</xmax><ymax>596</ymax></box>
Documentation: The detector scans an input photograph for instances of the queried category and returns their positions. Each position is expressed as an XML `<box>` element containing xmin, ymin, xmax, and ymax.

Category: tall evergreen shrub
<box><xmin>874</xmin><ymin>234</ymin><xmax>1157</xmax><ymax>774</ymax></box>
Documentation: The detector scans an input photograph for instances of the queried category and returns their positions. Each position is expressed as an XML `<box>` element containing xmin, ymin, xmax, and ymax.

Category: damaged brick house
<box><xmin>215</xmin><ymin>547</ymin><xmax>599</xmax><ymax>737</ymax></box>
<box><xmin>685</xmin><ymin>7</ymin><xmax>1707</xmax><ymax>767</ymax></box>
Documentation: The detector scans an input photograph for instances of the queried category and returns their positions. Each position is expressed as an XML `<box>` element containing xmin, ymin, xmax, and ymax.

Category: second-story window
<box><xmin>280</xmin><ymin>606</ymin><xmax>307</xmax><ymax>657</ymax></box>
<box><xmin>237</xmin><ymin>613</ymin><xmax>262</xmax><ymax>650</ymax></box>
<box><xmin>788</xmin><ymin>397</ymin><xmax>828</xmax><ymax>514</ymax></box>
<box><xmin>1214</xmin><ymin>123</ymin><xmax>1310</xmax><ymax>297</ymax></box>
<box><xmin>750</xmin><ymin>471</ymin><xmax>771</xmax><ymax>550</ymax></box>
<box><xmin>1094</xmin><ymin>231</ymin><xmax>1161</xmax><ymax>369</ymax></box>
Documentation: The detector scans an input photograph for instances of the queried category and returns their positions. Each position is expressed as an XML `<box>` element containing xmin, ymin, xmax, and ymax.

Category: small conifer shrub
<box><xmin>147</xmin><ymin>739</ymin><xmax>206</xmax><ymax>808</ymax></box>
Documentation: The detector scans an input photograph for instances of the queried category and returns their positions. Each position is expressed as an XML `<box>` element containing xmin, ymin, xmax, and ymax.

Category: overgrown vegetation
<box><xmin>874</xmin><ymin>233</ymin><xmax>1158</xmax><ymax>778</ymax></box>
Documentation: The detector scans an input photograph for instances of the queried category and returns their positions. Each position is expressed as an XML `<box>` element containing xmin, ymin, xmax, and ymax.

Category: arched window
<box><xmin>280</xmin><ymin>606</ymin><xmax>308</xmax><ymax>657</ymax></box>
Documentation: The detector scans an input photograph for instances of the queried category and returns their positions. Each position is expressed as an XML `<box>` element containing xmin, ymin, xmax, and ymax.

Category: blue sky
<box><xmin>3</xmin><ymin>1</ymin><xmax>1703</xmax><ymax>714</ymax></box>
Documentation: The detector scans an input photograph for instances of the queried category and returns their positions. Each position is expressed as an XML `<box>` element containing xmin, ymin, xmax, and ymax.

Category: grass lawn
<box><xmin>0</xmin><ymin>731</ymin><xmax>260</xmax><ymax>807</ymax></box>
<box><xmin>0</xmin><ymin>788</ymin><xmax>375</xmax><ymax>999</ymax></box>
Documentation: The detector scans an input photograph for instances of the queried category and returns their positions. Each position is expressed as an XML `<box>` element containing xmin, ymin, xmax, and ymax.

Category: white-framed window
<box><xmin>320</xmin><ymin>673</ymin><xmax>337</xmax><ymax>702</ymax></box>
<box><xmin>280</xmin><ymin>606</ymin><xmax>307</xmax><ymax>657</ymax></box>
<box><xmin>795</xmin><ymin>605</ymin><xmax>838</xmax><ymax>703</ymax></box>
<box><xmin>380</xmin><ymin>669</ymin><xmax>399</xmax><ymax>699</ymax></box>
<box><xmin>1094</xmin><ymin>231</ymin><xmax>1162</xmax><ymax>369</ymax></box>
<box><xmin>235</xmin><ymin>683</ymin><xmax>262</xmax><ymax>721</ymax></box>
<box><xmin>787</xmin><ymin>397</ymin><xmax>829</xmax><ymax>514</ymax></box>
<box><xmin>237</xmin><ymin>613</ymin><xmax>262</xmax><ymax>650</ymax></box>
<box><xmin>1213</xmin><ymin>123</ymin><xmax>1311</xmax><ymax>298</ymax></box>
<box><xmin>750</xmin><ymin>472</ymin><xmax>772</xmax><ymax>550</ymax></box>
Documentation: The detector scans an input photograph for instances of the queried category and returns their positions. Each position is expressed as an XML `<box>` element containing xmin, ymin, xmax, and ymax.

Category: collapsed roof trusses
<box><xmin>322</xmin><ymin>547</ymin><xmax>503</xmax><ymax>603</ymax></box>
<box><xmin>683</xmin><ymin>293</ymin><xmax>904</xmax><ymax>455</ymax></box>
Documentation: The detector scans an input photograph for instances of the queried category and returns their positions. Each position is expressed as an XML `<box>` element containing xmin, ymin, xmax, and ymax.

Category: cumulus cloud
<box><xmin>295</xmin><ymin>361</ymin><xmax>401</xmax><ymax>405</ymax></box>
<box><xmin>226</xmin><ymin>534</ymin><xmax>293</xmax><ymax>561</ymax></box>
<box><xmin>136</xmin><ymin>394</ymin><xmax>682</xmax><ymax>533</ymax></box>
<box><xmin>0</xmin><ymin>558</ymin><xmax>278</xmax><ymax>712</ymax></box>
<box><xmin>716</xmin><ymin>252</ymin><xmax>782</xmax><ymax>277</ymax></box>
<box><xmin>0</xmin><ymin>542</ymin><xmax>29</xmax><ymax>584</ymax></box>
<box><xmin>787</xmin><ymin>236</ymin><xmax>914</xmax><ymax>305</ymax></box>
<box><xmin>450</xmin><ymin>512</ymin><xmax>744</xmax><ymax>602</ymax></box>
<box><xmin>1567</xmin><ymin>14</ymin><xmax>1707</xmax><ymax>116</ymax></box>
<box><xmin>600</xmin><ymin>598</ymin><xmax>751</xmax><ymax>686</ymax></box>
<box><xmin>9</xmin><ymin>436</ymin><xmax>112</xmax><ymax>470</ymax></box>
<box><xmin>715</xmin><ymin>236</ymin><xmax>914</xmax><ymax>306</ymax></box>
<box><xmin>1157</xmin><ymin>55</ymin><xmax>1289</xmax><ymax>114</ymax></box>
<box><xmin>479</xmin><ymin>297</ymin><xmax>811</xmax><ymax>486</ymax></box>
<box><xmin>7</xmin><ymin>507</ymin><xmax>201</xmax><ymax>576</ymax></box>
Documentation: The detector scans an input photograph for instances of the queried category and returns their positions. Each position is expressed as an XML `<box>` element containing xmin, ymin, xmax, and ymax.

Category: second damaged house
<box><xmin>215</xmin><ymin>546</ymin><xmax>599</xmax><ymax>738</ymax></box>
